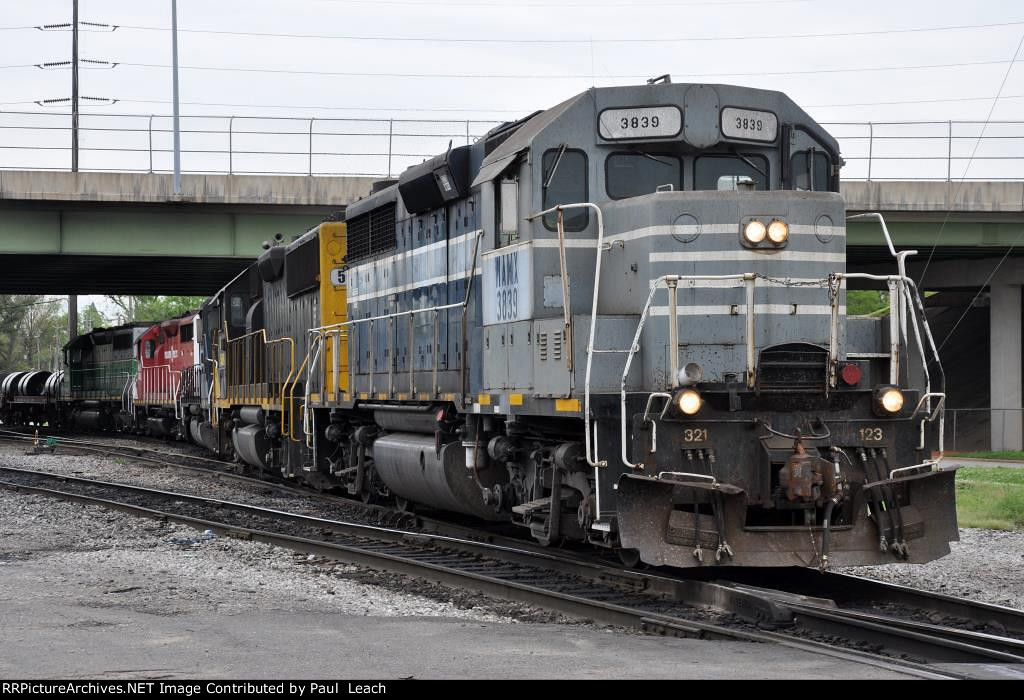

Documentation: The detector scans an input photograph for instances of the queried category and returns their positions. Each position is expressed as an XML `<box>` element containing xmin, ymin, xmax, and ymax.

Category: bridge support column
<box><xmin>990</xmin><ymin>283</ymin><xmax>1023</xmax><ymax>451</ymax></box>
<box><xmin>68</xmin><ymin>295</ymin><xmax>78</xmax><ymax>343</ymax></box>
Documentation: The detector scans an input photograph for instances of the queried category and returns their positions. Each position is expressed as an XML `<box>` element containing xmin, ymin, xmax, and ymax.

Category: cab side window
<box><xmin>230</xmin><ymin>295</ymin><xmax>245</xmax><ymax>327</ymax></box>
<box><xmin>791</xmin><ymin>150</ymin><xmax>831</xmax><ymax>192</ymax></box>
<box><xmin>144</xmin><ymin>340</ymin><xmax>156</xmax><ymax>359</ymax></box>
<box><xmin>541</xmin><ymin>148</ymin><xmax>589</xmax><ymax>232</ymax></box>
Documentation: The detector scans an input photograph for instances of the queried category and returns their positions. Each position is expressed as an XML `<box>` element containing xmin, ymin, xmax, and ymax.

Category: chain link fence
<box><xmin>946</xmin><ymin>408</ymin><xmax>1024</xmax><ymax>453</ymax></box>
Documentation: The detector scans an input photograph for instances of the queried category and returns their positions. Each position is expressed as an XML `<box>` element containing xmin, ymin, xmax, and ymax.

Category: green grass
<box><xmin>956</xmin><ymin>467</ymin><xmax>1024</xmax><ymax>530</ymax></box>
<box><xmin>953</xmin><ymin>450</ymin><xmax>1024</xmax><ymax>461</ymax></box>
<box><xmin>847</xmin><ymin>290</ymin><xmax>889</xmax><ymax>316</ymax></box>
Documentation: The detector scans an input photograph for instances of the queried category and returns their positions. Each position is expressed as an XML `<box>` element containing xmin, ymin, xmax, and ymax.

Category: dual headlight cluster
<box><xmin>742</xmin><ymin>218</ymin><xmax>789</xmax><ymax>247</ymax></box>
<box><xmin>673</xmin><ymin>386</ymin><xmax>905</xmax><ymax>418</ymax></box>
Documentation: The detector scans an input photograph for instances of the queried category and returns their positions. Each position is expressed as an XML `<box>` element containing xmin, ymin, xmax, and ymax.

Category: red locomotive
<box><xmin>132</xmin><ymin>313</ymin><xmax>200</xmax><ymax>439</ymax></box>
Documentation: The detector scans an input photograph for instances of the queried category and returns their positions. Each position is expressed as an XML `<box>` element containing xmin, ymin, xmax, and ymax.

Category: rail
<box><xmin>4</xmin><ymin>112</ymin><xmax>1024</xmax><ymax>180</ymax></box>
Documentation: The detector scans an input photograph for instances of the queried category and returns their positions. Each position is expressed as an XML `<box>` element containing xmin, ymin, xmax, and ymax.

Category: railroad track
<box><xmin>0</xmin><ymin>428</ymin><xmax>554</xmax><ymax>553</ymax></box>
<box><xmin>2</xmin><ymin>464</ymin><xmax>1022</xmax><ymax>678</ymax></box>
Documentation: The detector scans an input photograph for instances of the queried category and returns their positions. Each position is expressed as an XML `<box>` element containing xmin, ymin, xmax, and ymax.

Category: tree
<box><xmin>105</xmin><ymin>295</ymin><xmax>206</xmax><ymax>324</ymax></box>
<box><xmin>0</xmin><ymin>296</ymin><xmax>69</xmax><ymax>370</ymax></box>
<box><xmin>80</xmin><ymin>303</ymin><xmax>109</xmax><ymax>332</ymax></box>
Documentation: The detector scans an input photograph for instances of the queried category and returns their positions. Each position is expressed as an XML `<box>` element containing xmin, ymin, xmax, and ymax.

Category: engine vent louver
<box><xmin>756</xmin><ymin>343</ymin><xmax>828</xmax><ymax>393</ymax></box>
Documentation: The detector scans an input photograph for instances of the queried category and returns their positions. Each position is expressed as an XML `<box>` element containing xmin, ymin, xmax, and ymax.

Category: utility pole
<box><xmin>71</xmin><ymin>0</ymin><xmax>79</xmax><ymax>172</ymax></box>
<box><xmin>171</xmin><ymin>0</ymin><xmax>182</xmax><ymax>195</ymax></box>
<box><xmin>70</xmin><ymin>0</ymin><xmax>80</xmax><ymax>344</ymax></box>
<box><xmin>69</xmin><ymin>296</ymin><xmax>78</xmax><ymax>342</ymax></box>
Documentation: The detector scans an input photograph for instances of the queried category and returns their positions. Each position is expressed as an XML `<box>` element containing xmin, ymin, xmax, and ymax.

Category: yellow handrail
<box><xmin>286</xmin><ymin>351</ymin><xmax>311</xmax><ymax>442</ymax></box>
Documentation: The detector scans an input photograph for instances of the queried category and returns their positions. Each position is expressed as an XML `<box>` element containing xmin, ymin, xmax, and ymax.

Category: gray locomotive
<box><xmin>295</xmin><ymin>79</ymin><xmax>955</xmax><ymax>569</ymax></box>
<box><xmin>16</xmin><ymin>79</ymin><xmax>953</xmax><ymax>571</ymax></box>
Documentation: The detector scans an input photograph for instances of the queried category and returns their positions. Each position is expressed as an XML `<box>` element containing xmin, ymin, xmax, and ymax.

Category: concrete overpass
<box><xmin>0</xmin><ymin>170</ymin><xmax>376</xmax><ymax>295</ymax></box>
<box><xmin>1</xmin><ymin>171</ymin><xmax>1022</xmax><ymax>449</ymax></box>
<box><xmin>844</xmin><ymin>180</ymin><xmax>1024</xmax><ymax>451</ymax></box>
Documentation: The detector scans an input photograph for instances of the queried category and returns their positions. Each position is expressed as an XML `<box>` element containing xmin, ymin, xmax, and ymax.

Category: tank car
<box><xmin>0</xmin><ymin>369</ymin><xmax>63</xmax><ymax>427</ymax></box>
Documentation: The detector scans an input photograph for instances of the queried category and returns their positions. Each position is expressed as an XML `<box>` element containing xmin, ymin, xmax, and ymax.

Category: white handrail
<box><xmin>618</xmin><ymin>273</ymin><xmax>752</xmax><ymax>470</ymax></box>
<box><xmin>526</xmin><ymin>203</ymin><xmax>606</xmax><ymax>471</ymax></box>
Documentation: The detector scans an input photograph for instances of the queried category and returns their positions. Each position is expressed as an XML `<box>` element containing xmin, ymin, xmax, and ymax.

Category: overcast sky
<box><xmin>3</xmin><ymin>0</ymin><xmax>1024</xmax><ymax>122</ymax></box>
<box><xmin>2</xmin><ymin>0</ymin><xmax>1023</xmax><ymax>314</ymax></box>
<box><xmin>2</xmin><ymin>0</ymin><xmax>1024</xmax><ymax>179</ymax></box>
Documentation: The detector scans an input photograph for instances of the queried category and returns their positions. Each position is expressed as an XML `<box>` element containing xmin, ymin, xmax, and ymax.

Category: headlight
<box><xmin>676</xmin><ymin>389</ymin><xmax>702</xmax><ymax>416</ymax></box>
<box><xmin>875</xmin><ymin>386</ymin><xmax>904</xmax><ymax>414</ymax></box>
<box><xmin>767</xmin><ymin>219</ymin><xmax>789</xmax><ymax>244</ymax></box>
<box><xmin>743</xmin><ymin>220</ymin><xmax>767</xmax><ymax>244</ymax></box>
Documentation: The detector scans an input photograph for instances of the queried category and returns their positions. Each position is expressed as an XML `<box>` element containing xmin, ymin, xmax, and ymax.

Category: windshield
<box><xmin>694</xmin><ymin>154</ymin><xmax>769</xmax><ymax>191</ymax></box>
<box><xmin>605</xmin><ymin>152</ymin><xmax>682</xmax><ymax>199</ymax></box>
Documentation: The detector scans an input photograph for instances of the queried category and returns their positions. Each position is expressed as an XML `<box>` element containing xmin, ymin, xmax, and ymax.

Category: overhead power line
<box><xmin>308</xmin><ymin>0</ymin><xmax>814</xmax><ymax>7</ymax></box>
<box><xmin>96</xmin><ymin>57</ymin><xmax>1024</xmax><ymax>81</ymax></box>
<box><xmin>808</xmin><ymin>94</ymin><xmax>1024</xmax><ymax>108</ymax></box>
<box><xmin>108</xmin><ymin>19</ymin><xmax>1024</xmax><ymax>44</ymax></box>
<box><xmin>920</xmin><ymin>30</ymin><xmax>1024</xmax><ymax>289</ymax></box>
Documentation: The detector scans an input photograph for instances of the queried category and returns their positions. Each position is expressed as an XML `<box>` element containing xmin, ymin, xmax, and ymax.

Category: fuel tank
<box><xmin>74</xmin><ymin>409</ymin><xmax>113</xmax><ymax>431</ymax></box>
<box><xmin>372</xmin><ymin>433</ymin><xmax>508</xmax><ymax>521</ymax></box>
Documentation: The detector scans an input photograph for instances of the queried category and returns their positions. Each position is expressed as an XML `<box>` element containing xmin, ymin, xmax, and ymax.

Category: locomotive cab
<box><xmin>468</xmin><ymin>82</ymin><xmax>955</xmax><ymax>567</ymax></box>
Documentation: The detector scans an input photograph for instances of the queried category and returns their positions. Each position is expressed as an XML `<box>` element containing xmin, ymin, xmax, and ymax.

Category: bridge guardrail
<box><xmin>4</xmin><ymin>112</ymin><xmax>1024</xmax><ymax>181</ymax></box>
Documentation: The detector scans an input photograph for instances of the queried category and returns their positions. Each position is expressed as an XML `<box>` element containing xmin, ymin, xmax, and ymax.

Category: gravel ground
<box><xmin>843</xmin><ymin>528</ymin><xmax>1024</xmax><ymax>609</ymax></box>
<box><xmin>0</xmin><ymin>487</ymin><xmax>572</xmax><ymax>623</ymax></box>
<box><xmin>3</xmin><ymin>440</ymin><xmax>1022</xmax><ymax>613</ymax></box>
<box><xmin>0</xmin><ymin>440</ymin><xmax>383</xmax><ymax>525</ymax></box>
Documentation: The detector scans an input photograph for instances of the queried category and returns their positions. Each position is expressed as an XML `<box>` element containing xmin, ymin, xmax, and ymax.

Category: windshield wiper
<box><xmin>729</xmin><ymin>147</ymin><xmax>767</xmax><ymax>179</ymax></box>
<box><xmin>629</xmin><ymin>148</ymin><xmax>674</xmax><ymax>167</ymax></box>
<box><xmin>542</xmin><ymin>143</ymin><xmax>567</xmax><ymax>190</ymax></box>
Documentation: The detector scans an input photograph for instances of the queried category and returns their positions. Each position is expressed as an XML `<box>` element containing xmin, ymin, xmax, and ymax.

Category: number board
<box><xmin>721</xmin><ymin>107</ymin><xmax>778</xmax><ymax>142</ymax></box>
<box><xmin>482</xmin><ymin>244</ymin><xmax>534</xmax><ymax>325</ymax></box>
<box><xmin>598</xmin><ymin>106</ymin><xmax>682</xmax><ymax>141</ymax></box>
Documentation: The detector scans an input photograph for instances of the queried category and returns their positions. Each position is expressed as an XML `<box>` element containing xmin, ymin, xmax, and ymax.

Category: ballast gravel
<box><xmin>0</xmin><ymin>440</ymin><xmax>585</xmax><ymax>624</ymax></box>
<box><xmin>843</xmin><ymin>528</ymin><xmax>1024</xmax><ymax>610</ymax></box>
<box><xmin>2</xmin><ymin>440</ymin><xmax>1022</xmax><ymax>614</ymax></box>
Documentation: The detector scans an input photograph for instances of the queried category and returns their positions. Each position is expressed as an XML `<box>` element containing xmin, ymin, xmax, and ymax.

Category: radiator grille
<box><xmin>347</xmin><ymin>203</ymin><xmax>397</xmax><ymax>262</ymax></box>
